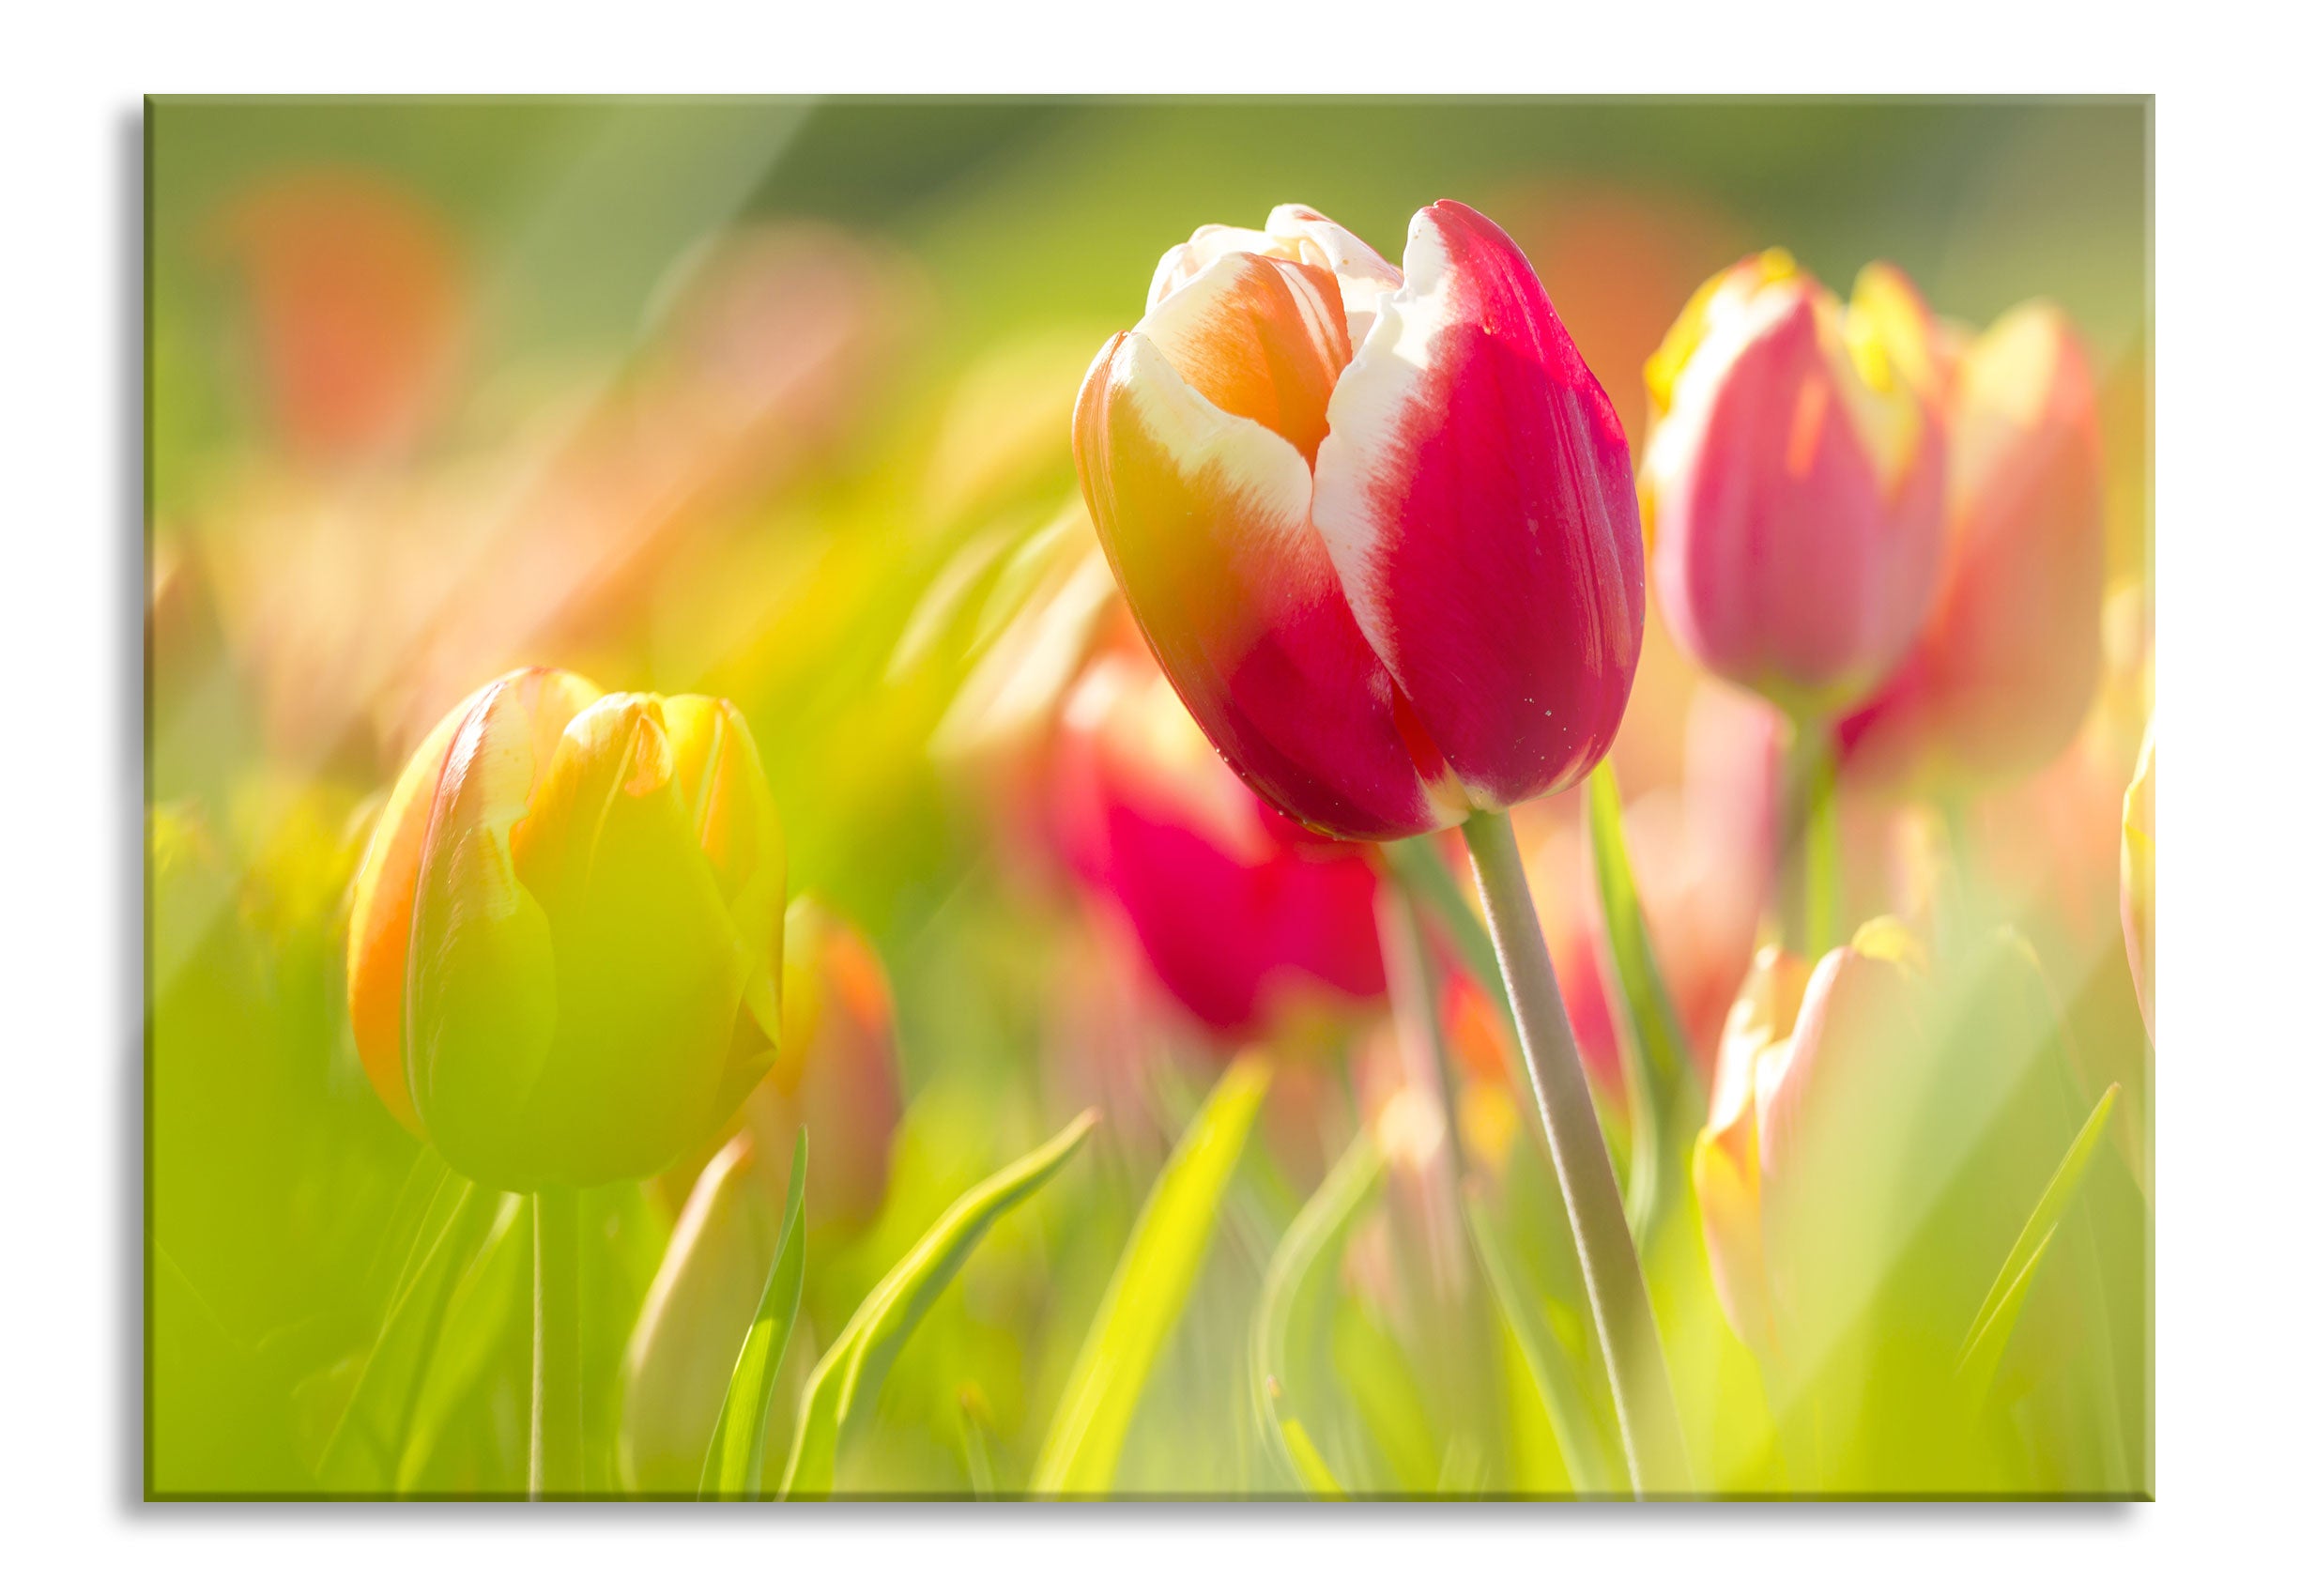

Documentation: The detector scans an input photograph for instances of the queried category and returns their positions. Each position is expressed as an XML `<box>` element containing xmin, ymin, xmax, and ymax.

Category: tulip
<box><xmin>1693</xmin><ymin>920</ymin><xmax>1927</xmax><ymax>1352</ymax></box>
<box><xmin>1054</xmin><ymin>649</ymin><xmax>1385</xmax><ymax>1040</ymax></box>
<box><xmin>738</xmin><ymin>898</ymin><xmax>904</xmax><ymax>1232</ymax></box>
<box><xmin>213</xmin><ymin>166</ymin><xmax>465</xmax><ymax>461</ymax></box>
<box><xmin>1073</xmin><ymin>199</ymin><xmax>1643</xmax><ymax>843</ymax></box>
<box><xmin>1079</xmin><ymin>199</ymin><xmax>1689</xmax><ymax>1488</ymax></box>
<box><xmin>1642</xmin><ymin>252</ymin><xmax>1946</xmax><ymax>719</ymax></box>
<box><xmin>2122</xmin><ymin>725</ymin><xmax>2154</xmax><ymax>1040</ymax></box>
<box><xmin>345</xmin><ymin>667</ymin><xmax>785</xmax><ymax>1192</ymax></box>
<box><xmin>1837</xmin><ymin>304</ymin><xmax>2105</xmax><ymax>790</ymax></box>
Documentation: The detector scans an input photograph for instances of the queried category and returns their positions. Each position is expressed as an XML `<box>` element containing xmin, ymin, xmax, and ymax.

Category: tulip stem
<box><xmin>531</xmin><ymin>1186</ymin><xmax>582</xmax><ymax>1499</ymax></box>
<box><xmin>1778</xmin><ymin>718</ymin><xmax>1840</xmax><ymax>954</ymax></box>
<box><xmin>1459</xmin><ymin>807</ymin><xmax>1691</xmax><ymax>1497</ymax></box>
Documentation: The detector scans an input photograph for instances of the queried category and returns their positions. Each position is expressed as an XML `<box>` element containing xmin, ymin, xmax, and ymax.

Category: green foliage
<box><xmin>1250</xmin><ymin>1132</ymin><xmax>1387</xmax><ymax>1496</ymax></box>
<box><xmin>1034</xmin><ymin>1059</ymin><xmax>1269</xmax><ymax>1496</ymax></box>
<box><xmin>1957</xmin><ymin>1083</ymin><xmax>2124</xmax><ymax>1404</ymax></box>
<box><xmin>779</xmin><ymin>1113</ymin><xmax>1096</xmax><ymax>1497</ymax></box>
<box><xmin>1585</xmin><ymin>760</ymin><xmax>1701</xmax><ymax>1250</ymax></box>
<box><xmin>699</xmin><ymin>1132</ymin><xmax>810</xmax><ymax>1500</ymax></box>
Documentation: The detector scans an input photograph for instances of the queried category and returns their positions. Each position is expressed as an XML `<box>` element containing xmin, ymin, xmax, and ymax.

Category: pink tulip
<box><xmin>1073</xmin><ymin>201</ymin><xmax>1644</xmax><ymax>842</ymax></box>
<box><xmin>1836</xmin><ymin>304</ymin><xmax>2105</xmax><ymax>790</ymax></box>
<box><xmin>1054</xmin><ymin>649</ymin><xmax>1386</xmax><ymax>1039</ymax></box>
<box><xmin>1643</xmin><ymin>252</ymin><xmax>1946</xmax><ymax>717</ymax></box>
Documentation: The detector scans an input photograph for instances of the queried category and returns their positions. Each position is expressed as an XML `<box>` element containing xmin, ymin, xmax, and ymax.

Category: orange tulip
<box><xmin>1838</xmin><ymin>304</ymin><xmax>2105</xmax><ymax>790</ymax></box>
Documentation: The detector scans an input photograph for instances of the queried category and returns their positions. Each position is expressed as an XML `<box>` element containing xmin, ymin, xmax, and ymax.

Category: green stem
<box><xmin>530</xmin><ymin>1185</ymin><xmax>582</xmax><ymax>1499</ymax></box>
<box><xmin>1777</xmin><ymin>717</ymin><xmax>1840</xmax><ymax>955</ymax></box>
<box><xmin>1458</xmin><ymin>808</ymin><xmax>1691</xmax><ymax>1496</ymax></box>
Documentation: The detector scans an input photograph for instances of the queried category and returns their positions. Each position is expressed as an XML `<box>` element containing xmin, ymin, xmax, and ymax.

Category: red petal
<box><xmin>1075</xmin><ymin>331</ymin><xmax>1449</xmax><ymax>840</ymax></box>
<box><xmin>1313</xmin><ymin>200</ymin><xmax>1645</xmax><ymax>809</ymax></box>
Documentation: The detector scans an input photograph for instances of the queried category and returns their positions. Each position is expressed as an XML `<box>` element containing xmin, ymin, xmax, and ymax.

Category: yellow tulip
<box><xmin>345</xmin><ymin>668</ymin><xmax>784</xmax><ymax>1190</ymax></box>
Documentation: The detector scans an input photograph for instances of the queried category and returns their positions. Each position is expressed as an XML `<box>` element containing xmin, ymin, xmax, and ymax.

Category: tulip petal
<box><xmin>662</xmin><ymin>695</ymin><xmax>787</xmax><ymax>1055</ymax></box>
<box><xmin>1312</xmin><ymin>200</ymin><xmax>1645</xmax><ymax>809</ymax></box>
<box><xmin>345</xmin><ymin>682</ymin><xmax>485</xmax><ymax>1133</ymax></box>
<box><xmin>1836</xmin><ymin>304</ymin><xmax>2101</xmax><ymax>789</ymax></box>
<box><xmin>495</xmin><ymin>695</ymin><xmax>754</xmax><ymax>1187</ymax></box>
<box><xmin>1649</xmin><ymin>284</ymin><xmax>1941</xmax><ymax>709</ymax></box>
<box><xmin>353</xmin><ymin>668</ymin><xmax>598</xmax><ymax>1135</ymax></box>
<box><xmin>1264</xmin><ymin>205</ymin><xmax>1403</xmax><ymax>350</ymax></box>
<box><xmin>1076</xmin><ymin>330</ymin><xmax>1452</xmax><ymax>840</ymax></box>
<box><xmin>404</xmin><ymin>675</ymin><xmax>575</xmax><ymax>1184</ymax></box>
<box><xmin>1146</xmin><ymin>224</ymin><xmax>1277</xmax><ymax>311</ymax></box>
<box><xmin>1137</xmin><ymin>251</ymin><xmax>1352</xmax><ymax>465</ymax></box>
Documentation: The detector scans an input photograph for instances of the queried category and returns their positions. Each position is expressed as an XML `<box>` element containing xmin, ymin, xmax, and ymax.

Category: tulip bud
<box><xmin>1054</xmin><ymin>650</ymin><xmax>1385</xmax><ymax>1038</ymax></box>
<box><xmin>2122</xmin><ymin>725</ymin><xmax>2154</xmax><ymax>1040</ymax></box>
<box><xmin>1074</xmin><ymin>200</ymin><xmax>1644</xmax><ymax>842</ymax></box>
<box><xmin>618</xmin><ymin>1133</ymin><xmax>782</xmax><ymax>1495</ymax></box>
<box><xmin>1643</xmin><ymin>253</ymin><xmax>1946</xmax><ymax>717</ymax></box>
<box><xmin>744</xmin><ymin>899</ymin><xmax>903</xmax><ymax>1232</ymax></box>
<box><xmin>1837</xmin><ymin>304</ymin><xmax>2105</xmax><ymax>790</ymax></box>
<box><xmin>345</xmin><ymin>668</ymin><xmax>785</xmax><ymax>1190</ymax></box>
<box><xmin>1692</xmin><ymin>921</ymin><xmax>1927</xmax><ymax>1351</ymax></box>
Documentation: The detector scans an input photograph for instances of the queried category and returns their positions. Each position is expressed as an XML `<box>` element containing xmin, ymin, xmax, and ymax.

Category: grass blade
<box><xmin>1585</xmin><ymin>760</ymin><xmax>1699</xmax><ymax>1249</ymax></box>
<box><xmin>1464</xmin><ymin>1192</ymin><xmax>1625</xmax><ymax>1496</ymax></box>
<box><xmin>1032</xmin><ymin>1057</ymin><xmax>1270</xmax><ymax>1496</ymax></box>
<box><xmin>1387</xmin><ymin>833</ymin><xmax>1509</xmax><ymax>1024</ymax></box>
<box><xmin>698</xmin><ymin>1130</ymin><xmax>809</xmax><ymax>1500</ymax></box>
<box><xmin>1955</xmin><ymin>1082</ymin><xmax>2124</xmax><ymax>1403</ymax></box>
<box><xmin>314</xmin><ymin>1172</ymin><xmax>486</xmax><ymax>1491</ymax></box>
<box><xmin>394</xmin><ymin>1193</ymin><xmax>529</xmax><ymax>1492</ymax></box>
<box><xmin>778</xmin><ymin>1111</ymin><xmax>1097</xmax><ymax>1498</ymax></box>
<box><xmin>1250</xmin><ymin>1130</ymin><xmax>1386</xmax><ymax>1497</ymax></box>
<box><xmin>958</xmin><ymin>1385</ymin><xmax>1000</xmax><ymax>1498</ymax></box>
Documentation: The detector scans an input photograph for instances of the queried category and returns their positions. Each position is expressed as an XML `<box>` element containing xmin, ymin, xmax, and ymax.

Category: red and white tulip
<box><xmin>1074</xmin><ymin>201</ymin><xmax>1645</xmax><ymax>841</ymax></box>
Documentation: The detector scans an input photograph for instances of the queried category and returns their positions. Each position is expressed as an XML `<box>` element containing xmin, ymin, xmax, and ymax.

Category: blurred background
<box><xmin>146</xmin><ymin>98</ymin><xmax>2149</xmax><ymax>1496</ymax></box>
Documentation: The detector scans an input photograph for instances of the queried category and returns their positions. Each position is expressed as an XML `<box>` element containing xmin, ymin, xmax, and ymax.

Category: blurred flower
<box><xmin>1693</xmin><ymin>921</ymin><xmax>1928</xmax><ymax>1351</ymax></box>
<box><xmin>620</xmin><ymin>1132</ymin><xmax>782</xmax><ymax>1496</ymax></box>
<box><xmin>1643</xmin><ymin>252</ymin><xmax>1945</xmax><ymax>717</ymax></box>
<box><xmin>2122</xmin><ymin>725</ymin><xmax>2154</xmax><ymax>1041</ymax></box>
<box><xmin>345</xmin><ymin>668</ymin><xmax>784</xmax><ymax>1190</ymax></box>
<box><xmin>737</xmin><ymin>899</ymin><xmax>905</xmax><ymax>1232</ymax></box>
<box><xmin>211</xmin><ymin>166</ymin><xmax>466</xmax><ymax>461</ymax></box>
<box><xmin>1838</xmin><ymin>304</ymin><xmax>2105</xmax><ymax>791</ymax></box>
<box><xmin>1054</xmin><ymin>649</ymin><xmax>1386</xmax><ymax>1041</ymax></box>
<box><xmin>1074</xmin><ymin>200</ymin><xmax>1643</xmax><ymax>841</ymax></box>
<box><xmin>196</xmin><ymin>223</ymin><xmax>913</xmax><ymax>768</ymax></box>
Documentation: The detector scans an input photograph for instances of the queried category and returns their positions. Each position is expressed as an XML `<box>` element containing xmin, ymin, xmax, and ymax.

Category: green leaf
<box><xmin>395</xmin><ymin>1193</ymin><xmax>529</xmax><ymax>1493</ymax></box>
<box><xmin>1585</xmin><ymin>760</ymin><xmax>1700</xmax><ymax>1249</ymax></box>
<box><xmin>315</xmin><ymin>1171</ymin><xmax>490</xmax><ymax>1492</ymax></box>
<box><xmin>1955</xmin><ymin>1082</ymin><xmax>2124</xmax><ymax>1404</ymax></box>
<box><xmin>1464</xmin><ymin>1192</ymin><xmax>1624</xmax><ymax>1496</ymax></box>
<box><xmin>778</xmin><ymin>1111</ymin><xmax>1097</xmax><ymax>1498</ymax></box>
<box><xmin>1032</xmin><ymin>1058</ymin><xmax>1269</xmax><ymax>1496</ymax></box>
<box><xmin>698</xmin><ymin>1130</ymin><xmax>809</xmax><ymax>1500</ymax></box>
<box><xmin>1250</xmin><ymin>1130</ymin><xmax>1386</xmax><ymax>1497</ymax></box>
<box><xmin>957</xmin><ymin>1385</ymin><xmax>1000</xmax><ymax>1498</ymax></box>
<box><xmin>1387</xmin><ymin>834</ymin><xmax>1510</xmax><ymax>1025</ymax></box>
<box><xmin>1331</xmin><ymin>1297</ymin><xmax>1443</xmax><ymax>1492</ymax></box>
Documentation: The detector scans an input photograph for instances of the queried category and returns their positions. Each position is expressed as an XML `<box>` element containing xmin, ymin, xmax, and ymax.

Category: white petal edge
<box><xmin>1146</xmin><ymin>224</ymin><xmax>1276</xmax><ymax>314</ymax></box>
<box><xmin>1265</xmin><ymin>205</ymin><xmax>1404</xmax><ymax>352</ymax></box>
<box><xmin>1306</xmin><ymin>208</ymin><xmax>1469</xmax><ymax>668</ymax></box>
<box><xmin>1100</xmin><ymin>334</ymin><xmax>1318</xmax><ymax>578</ymax></box>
